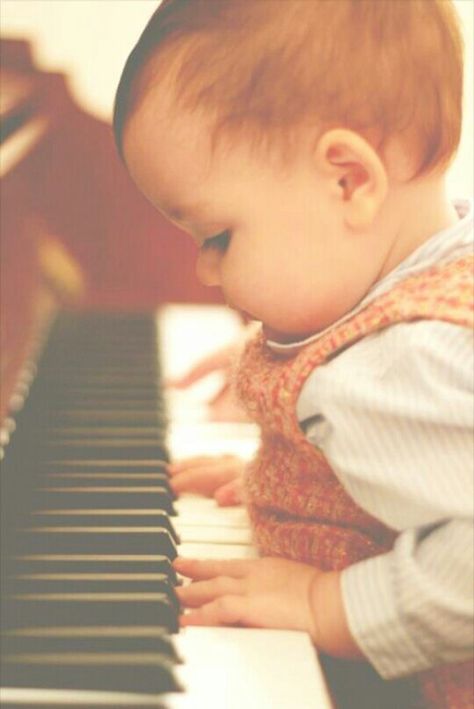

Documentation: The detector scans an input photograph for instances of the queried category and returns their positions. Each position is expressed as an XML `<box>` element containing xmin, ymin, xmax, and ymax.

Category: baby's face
<box><xmin>124</xmin><ymin>89</ymin><xmax>379</xmax><ymax>343</ymax></box>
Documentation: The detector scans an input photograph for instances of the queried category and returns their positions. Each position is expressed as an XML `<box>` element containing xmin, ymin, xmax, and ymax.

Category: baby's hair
<box><xmin>114</xmin><ymin>0</ymin><xmax>464</xmax><ymax>177</ymax></box>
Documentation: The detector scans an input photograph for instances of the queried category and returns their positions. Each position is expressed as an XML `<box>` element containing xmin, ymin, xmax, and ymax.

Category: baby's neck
<box><xmin>378</xmin><ymin>176</ymin><xmax>459</xmax><ymax>279</ymax></box>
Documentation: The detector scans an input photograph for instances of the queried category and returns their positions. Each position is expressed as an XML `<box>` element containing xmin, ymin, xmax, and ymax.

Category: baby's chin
<box><xmin>261</xmin><ymin>323</ymin><xmax>311</xmax><ymax>345</ymax></box>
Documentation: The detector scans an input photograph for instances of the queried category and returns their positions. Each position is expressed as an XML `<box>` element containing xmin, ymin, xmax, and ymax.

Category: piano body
<box><xmin>0</xmin><ymin>39</ymin><xmax>332</xmax><ymax>708</ymax></box>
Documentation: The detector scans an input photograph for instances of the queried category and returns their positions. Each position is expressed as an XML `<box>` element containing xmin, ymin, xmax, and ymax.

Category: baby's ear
<box><xmin>315</xmin><ymin>129</ymin><xmax>388</xmax><ymax>231</ymax></box>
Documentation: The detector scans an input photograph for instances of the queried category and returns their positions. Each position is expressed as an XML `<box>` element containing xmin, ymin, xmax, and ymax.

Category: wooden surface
<box><xmin>0</xmin><ymin>37</ymin><xmax>223</xmax><ymax>423</ymax></box>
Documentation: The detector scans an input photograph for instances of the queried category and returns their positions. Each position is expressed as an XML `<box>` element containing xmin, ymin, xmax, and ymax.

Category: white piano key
<box><xmin>0</xmin><ymin>688</ymin><xmax>164</xmax><ymax>706</ymax></box>
<box><xmin>158</xmin><ymin>307</ymin><xmax>261</xmax><ymax>554</ymax></box>
<box><xmin>0</xmin><ymin>629</ymin><xmax>332</xmax><ymax>708</ymax></box>
<box><xmin>157</xmin><ymin>306</ymin><xmax>333</xmax><ymax>706</ymax></box>
<box><xmin>175</xmin><ymin>496</ymin><xmax>251</xmax><ymax>528</ymax></box>
<box><xmin>168</xmin><ymin>627</ymin><xmax>332</xmax><ymax>709</ymax></box>
<box><xmin>0</xmin><ymin>308</ymin><xmax>334</xmax><ymax>707</ymax></box>
<box><xmin>168</xmin><ymin>422</ymin><xmax>259</xmax><ymax>461</ymax></box>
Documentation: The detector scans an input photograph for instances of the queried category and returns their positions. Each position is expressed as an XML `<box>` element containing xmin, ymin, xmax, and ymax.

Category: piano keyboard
<box><xmin>0</xmin><ymin>308</ymin><xmax>332</xmax><ymax>708</ymax></box>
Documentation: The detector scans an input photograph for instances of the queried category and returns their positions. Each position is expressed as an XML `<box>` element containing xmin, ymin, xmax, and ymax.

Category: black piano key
<box><xmin>42</xmin><ymin>439</ymin><xmax>169</xmax><ymax>460</ymax></box>
<box><xmin>41</xmin><ymin>361</ymin><xmax>159</xmax><ymax>372</ymax></box>
<box><xmin>1</xmin><ymin>628</ymin><xmax>180</xmax><ymax>659</ymax></box>
<box><xmin>46</xmin><ymin>459</ymin><xmax>169</xmax><ymax>472</ymax></box>
<box><xmin>40</xmin><ymin>340</ymin><xmax>159</xmax><ymax>360</ymax></box>
<box><xmin>41</xmin><ymin>367</ymin><xmax>162</xmax><ymax>381</ymax></box>
<box><xmin>2</xmin><ymin>700</ymin><xmax>169</xmax><ymax>709</ymax></box>
<box><xmin>42</xmin><ymin>352</ymin><xmax>161</xmax><ymax>366</ymax></box>
<box><xmin>38</xmin><ymin>373</ymin><xmax>163</xmax><ymax>387</ymax></box>
<box><xmin>42</xmin><ymin>472</ymin><xmax>170</xmax><ymax>482</ymax></box>
<box><xmin>0</xmin><ymin>652</ymin><xmax>182</xmax><ymax>694</ymax></box>
<box><xmin>31</xmin><ymin>510</ymin><xmax>179</xmax><ymax>543</ymax></box>
<box><xmin>2</xmin><ymin>593</ymin><xmax>179</xmax><ymax>632</ymax></box>
<box><xmin>42</xmin><ymin>468</ymin><xmax>169</xmax><ymax>480</ymax></box>
<box><xmin>45</xmin><ymin>404</ymin><xmax>165</xmax><ymax>420</ymax></box>
<box><xmin>43</xmin><ymin>384</ymin><xmax>162</xmax><ymax>398</ymax></box>
<box><xmin>13</xmin><ymin>555</ymin><xmax>178</xmax><ymax>583</ymax></box>
<box><xmin>0</xmin><ymin>703</ymin><xmax>168</xmax><ymax>709</ymax></box>
<box><xmin>14</xmin><ymin>527</ymin><xmax>178</xmax><ymax>558</ymax></box>
<box><xmin>37</xmin><ymin>475</ymin><xmax>176</xmax><ymax>501</ymax></box>
<box><xmin>37</xmin><ymin>372</ymin><xmax>160</xmax><ymax>386</ymax></box>
<box><xmin>6</xmin><ymin>574</ymin><xmax>178</xmax><ymax>602</ymax></box>
<box><xmin>43</xmin><ymin>346</ymin><xmax>146</xmax><ymax>359</ymax></box>
<box><xmin>42</xmin><ymin>348</ymin><xmax>158</xmax><ymax>360</ymax></box>
<box><xmin>45</xmin><ymin>345</ymin><xmax>159</xmax><ymax>358</ymax></box>
<box><xmin>48</xmin><ymin>324</ymin><xmax>156</xmax><ymax>339</ymax></box>
<box><xmin>46</xmin><ymin>427</ymin><xmax>165</xmax><ymax>438</ymax></box>
<box><xmin>0</xmin><ymin>312</ymin><xmax>184</xmax><ymax>700</ymax></box>
<box><xmin>35</xmin><ymin>486</ymin><xmax>176</xmax><ymax>514</ymax></box>
<box><xmin>49</xmin><ymin>403</ymin><xmax>164</xmax><ymax>416</ymax></box>
<box><xmin>47</xmin><ymin>410</ymin><xmax>165</xmax><ymax>425</ymax></box>
<box><xmin>48</xmin><ymin>310</ymin><xmax>154</xmax><ymax>325</ymax></box>
<box><xmin>44</xmin><ymin>344</ymin><xmax>157</xmax><ymax>355</ymax></box>
<box><xmin>46</xmin><ymin>341</ymin><xmax>158</xmax><ymax>353</ymax></box>
<box><xmin>28</xmin><ymin>392</ymin><xmax>166</xmax><ymax>414</ymax></box>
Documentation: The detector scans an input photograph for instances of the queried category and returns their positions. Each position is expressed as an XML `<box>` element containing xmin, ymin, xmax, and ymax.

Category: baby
<box><xmin>114</xmin><ymin>1</ymin><xmax>473</xmax><ymax>707</ymax></box>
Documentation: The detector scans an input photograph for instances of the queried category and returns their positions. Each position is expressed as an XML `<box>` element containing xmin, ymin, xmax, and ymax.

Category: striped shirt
<box><xmin>267</xmin><ymin>200</ymin><xmax>474</xmax><ymax>678</ymax></box>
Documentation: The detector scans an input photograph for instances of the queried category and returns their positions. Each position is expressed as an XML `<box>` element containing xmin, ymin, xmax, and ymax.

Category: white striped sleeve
<box><xmin>298</xmin><ymin>320</ymin><xmax>474</xmax><ymax>677</ymax></box>
<box><xmin>341</xmin><ymin>519</ymin><xmax>474</xmax><ymax>677</ymax></box>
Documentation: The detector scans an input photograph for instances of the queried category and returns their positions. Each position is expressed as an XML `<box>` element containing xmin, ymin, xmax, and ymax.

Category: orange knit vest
<box><xmin>235</xmin><ymin>255</ymin><xmax>473</xmax><ymax>709</ymax></box>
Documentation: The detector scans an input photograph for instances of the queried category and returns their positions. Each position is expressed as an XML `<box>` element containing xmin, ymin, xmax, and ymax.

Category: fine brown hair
<box><xmin>114</xmin><ymin>0</ymin><xmax>464</xmax><ymax>176</ymax></box>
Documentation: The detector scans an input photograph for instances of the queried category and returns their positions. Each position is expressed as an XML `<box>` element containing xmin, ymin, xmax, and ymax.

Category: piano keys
<box><xmin>0</xmin><ymin>309</ymin><xmax>332</xmax><ymax>708</ymax></box>
<box><xmin>0</xmin><ymin>315</ymin><xmax>180</xmax><ymax>694</ymax></box>
<box><xmin>0</xmin><ymin>38</ymin><xmax>331</xmax><ymax>706</ymax></box>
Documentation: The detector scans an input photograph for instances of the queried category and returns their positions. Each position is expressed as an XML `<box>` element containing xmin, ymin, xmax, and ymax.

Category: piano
<box><xmin>0</xmin><ymin>39</ymin><xmax>332</xmax><ymax>708</ymax></box>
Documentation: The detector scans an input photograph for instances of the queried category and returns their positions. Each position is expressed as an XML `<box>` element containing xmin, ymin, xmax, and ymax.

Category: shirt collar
<box><xmin>266</xmin><ymin>199</ymin><xmax>473</xmax><ymax>356</ymax></box>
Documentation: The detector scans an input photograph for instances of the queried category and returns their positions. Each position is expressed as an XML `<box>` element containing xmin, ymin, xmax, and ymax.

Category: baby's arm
<box><xmin>166</xmin><ymin>321</ymin><xmax>260</xmax><ymax>422</ymax></box>
<box><xmin>166</xmin><ymin>343</ymin><xmax>250</xmax><ymax>422</ymax></box>
<box><xmin>341</xmin><ymin>518</ymin><xmax>473</xmax><ymax>677</ymax></box>
<box><xmin>300</xmin><ymin>320</ymin><xmax>474</xmax><ymax>677</ymax></box>
<box><xmin>175</xmin><ymin>320</ymin><xmax>473</xmax><ymax>676</ymax></box>
<box><xmin>174</xmin><ymin>556</ymin><xmax>363</xmax><ymax>659</ymax></box>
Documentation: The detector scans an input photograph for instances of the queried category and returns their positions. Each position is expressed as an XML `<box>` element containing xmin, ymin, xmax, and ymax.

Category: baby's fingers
<box><xmin>168</xmin><ymin>454</ymin><xmax>238</xmax><ymax>475</ymax></box>
<box><xmin>176</xmin><ymin>577</ymin><xmax>242</xmax><ymax>607</ymax></box>
<box><xmin>168</xmin><ymin>456</ymin><xmax>226</xmax><ymax>474</ymax></box>
<box><xmin>173</xmin><ymin>557</ymin><xmax>254</xmax><ymax>581</ymax></box>
<box><xmin>214</xmin><ymin>478</ymin><xmax>244</xmax><ymax>506</ymax></box>
<box><xmin>165</xmin><ymin>346</ymin><xmax>235</xmax><ymax>389</ymax></box>
<box><xmin>180</xmin><ymin>596</ymin><xmax>250</xmax><ymax>628</ymax></box>
<box><xmin>168</xmin><ymin>455</ymin><xmax>244</xmax><ymax>497</ymax></box>
<box><xmin>170</xmin><ymin>466</ymin><xmax>240</xmax><ymax>496</ymax></box>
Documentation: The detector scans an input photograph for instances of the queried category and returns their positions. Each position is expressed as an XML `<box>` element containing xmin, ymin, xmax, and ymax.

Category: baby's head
<box><xmin>116</xmin><ymin>0</ymin><xmax>463</xmax><ymax>342</ymax></box>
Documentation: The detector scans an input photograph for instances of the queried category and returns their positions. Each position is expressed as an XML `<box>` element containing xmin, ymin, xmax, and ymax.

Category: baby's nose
<box><xmin>195</xmin><ymin>247</ymin><xmax>222</xmax><ymax>287</ymax></box>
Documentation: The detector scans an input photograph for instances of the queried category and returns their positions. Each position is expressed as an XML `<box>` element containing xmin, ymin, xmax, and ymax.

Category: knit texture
<box><xmin>235</xmin><ymin>255</ymin><xmax>473</xmax><ymax>709</ymax></box>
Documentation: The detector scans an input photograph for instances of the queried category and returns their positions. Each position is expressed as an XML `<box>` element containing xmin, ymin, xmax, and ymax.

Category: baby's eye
<box><xmin>201</xmin><ymin>230</ymin><xmax>231</xmax><ymax>252</ymax></box>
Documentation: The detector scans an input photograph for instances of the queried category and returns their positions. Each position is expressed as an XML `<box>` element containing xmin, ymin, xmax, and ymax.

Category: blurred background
<box><xmin>1</xmin><ymin>0</ymin><xmax>225</xmax><ymax>316</ymax></box>
<box><xmin>1</xmin><ymin>1</ymin><xmax>223</xmax><ymax>420</ymax></box>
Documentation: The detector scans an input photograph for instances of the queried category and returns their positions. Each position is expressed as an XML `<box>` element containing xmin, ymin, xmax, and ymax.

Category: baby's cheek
<box><xmin>222</xmin><ymin>261</ymin><xmax>261</xmax><ymax>313</ymax></box>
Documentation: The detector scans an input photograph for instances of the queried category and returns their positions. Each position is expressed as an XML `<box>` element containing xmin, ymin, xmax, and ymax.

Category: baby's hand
<box><xmin>168</xmin><ymin>455</ymin><xmax>245</xmax><ymax>506</ymax></box>
<box><xmin>174</xmin><ymin>557</ymin><xmax>321</xmax><ymax>640</ymax></box>
<box><xmin>166</xmin><ymin>342</ymin><xmax>250</xmax><ymax>422</ymax></box>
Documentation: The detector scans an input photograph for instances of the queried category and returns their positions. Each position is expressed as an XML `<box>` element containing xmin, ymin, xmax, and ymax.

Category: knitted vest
<box><xmin>235</xmin><ymin>255</ymin><xmax>473</xmax><ymax>709</ymax></box>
